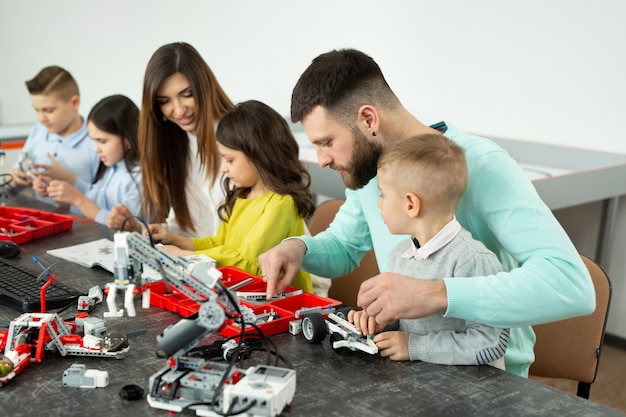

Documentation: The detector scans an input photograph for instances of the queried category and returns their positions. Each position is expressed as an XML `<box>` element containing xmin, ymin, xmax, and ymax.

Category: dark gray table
<box><xmin>1</xmin><ymin>190</ymin><xmax>623</xmax><ymax>417</ymax></box>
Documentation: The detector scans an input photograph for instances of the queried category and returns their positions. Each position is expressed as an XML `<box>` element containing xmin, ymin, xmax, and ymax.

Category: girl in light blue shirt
<box><xmin>46</xmin><ymin>95</ymin><xmax>142</xmax><ymax>227</ymax></box>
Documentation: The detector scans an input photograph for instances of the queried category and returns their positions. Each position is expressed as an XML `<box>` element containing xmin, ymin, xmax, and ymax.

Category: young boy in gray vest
<box><xmin>350</xmin><ymin>133</ymin><xmax>508</xmax><ymax>369</ymax></box>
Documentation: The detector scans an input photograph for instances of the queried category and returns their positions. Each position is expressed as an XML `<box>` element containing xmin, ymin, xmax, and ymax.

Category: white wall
<box><xmin>1</xmin><ymin>0</ymin><xmax>626</xmax><ymax>335</ymax></box>
<box><xmin>2</xmin><ymin>1</ymin><xmax>625</xmax><ymax>154</ymax></box>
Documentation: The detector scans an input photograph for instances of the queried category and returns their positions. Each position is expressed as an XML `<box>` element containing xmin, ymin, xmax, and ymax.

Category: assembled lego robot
<box><xmin>0</xmin><ymin>268</ymin><xmax>129</xmax><ymax>387</ymax></box>
<box><xmin>111</xmin><ymin>231</ymin><xmax>296</xmax><ymax>417</ymax></box>
<box><xmin>298</xmin><ymin>307</ymin><xmax>378</xmax><ymax>355</ymax></box>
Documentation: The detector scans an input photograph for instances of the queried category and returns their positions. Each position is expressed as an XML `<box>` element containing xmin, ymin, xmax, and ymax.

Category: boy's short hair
<box><xmin>378</xmin><ymin>134</ymin><xmax>468</xmax><ymax>214</ymax></box>
<box><xmin>25</xmin><ymin>65</ymin><xmax>79</xmax><ymax>101</ymax></box>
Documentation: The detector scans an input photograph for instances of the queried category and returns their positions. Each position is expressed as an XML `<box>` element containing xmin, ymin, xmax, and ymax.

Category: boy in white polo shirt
<box><xmin>8</xmin><ymin>65</ymin><xmax>99</xmax><ymax>204</ymax></box>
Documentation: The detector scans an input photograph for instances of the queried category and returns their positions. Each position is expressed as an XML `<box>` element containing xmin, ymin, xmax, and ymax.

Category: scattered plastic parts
<box><xmin>62</xmin><ymin>363</ymin><xmax>109</xmax><ymax>388</ymax></box>
<box><xmin>77</xmin><ymin>286</ymin><xmax>104</xmax><ymax>311</ymax></box>
<box><xmin>288</xmin><ymin>319</ymin><xmax>302</xmax><ymax>336</ymax></box>
<box><xmin>104</xmin><ymin>331</ymin><xmax>130</xmax><ymax>352</ymax></box>
<box><xmin>119</xmin><ymin>384</ymin><xmax>144</xmax><ymax>400</ymax></box>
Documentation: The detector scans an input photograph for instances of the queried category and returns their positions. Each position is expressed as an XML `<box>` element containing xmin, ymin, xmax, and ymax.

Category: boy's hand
<box><xmin>7</xmin><ymin>167</ymin><xmax>31</xmax><ymax>187</ymax></box>
<box><xmin>33</xmin><ymin>153</ymin><xmax>76</xmax><ymax>183</ymax></box>
<box><xmin>32</xmin><ymin>174</ymin><xmax>51</xmax><ymax>197</ymax></box>
<box><xmin>348</xmin><ymin>309</ymin><xmax>384</xmax><ymax>336</ymax></box>
<box><xmin>373</xmin><ymin>331</ymin><xmax>410</xmax><ymax>361</ymax></box>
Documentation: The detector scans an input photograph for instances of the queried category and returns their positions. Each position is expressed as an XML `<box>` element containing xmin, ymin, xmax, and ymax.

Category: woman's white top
<box><xmin>165</xmin><ymin>132</ymin><xmax>224</xmax><ymax>237</ymax></box>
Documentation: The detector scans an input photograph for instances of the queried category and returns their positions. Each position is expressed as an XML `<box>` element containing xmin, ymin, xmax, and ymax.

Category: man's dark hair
<box><xmin>290</xmin><ymin>49</ymin><xmax>399</xmax><ymax>126</ymax></box>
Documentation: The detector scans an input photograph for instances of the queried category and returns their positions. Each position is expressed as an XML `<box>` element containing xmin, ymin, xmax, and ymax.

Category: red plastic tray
<box><xmin>145</xmin><ymin>266</ymin><xmax>342</xmax><ymax>338</ymax></box>
<box><xmin>220</xmin><ymin>302</ymin><xmax>295</xmax><ymax>339</ymax></box>
<box><xmin>0</xmin><ymin>207</ymin><xmax>74</xmax><ymax>243</ymax></box>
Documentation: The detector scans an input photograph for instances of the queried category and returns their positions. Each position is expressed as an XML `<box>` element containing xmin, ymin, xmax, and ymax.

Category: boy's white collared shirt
<box><xmin>402</xmin><ymin>217</ymin><xmax>462</xmax><ymax>260</ymax></box>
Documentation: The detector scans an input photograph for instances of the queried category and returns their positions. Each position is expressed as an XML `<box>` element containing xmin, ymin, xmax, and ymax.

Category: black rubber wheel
<box><xmin>334</xmin><ymin>307</ymin><xmax>354</xmax><ymax>321</ymax></box>
<box><xmin>329</xmin><ymin>332</ymin><xmax>347</xmax><ymax>354</ymax></box>
<box><xmin>119</xmin><ymin>384</ymin><xmax>144</xmax><ymax>400</ymax></box>
<box><xmin>301</xmin><ymin>313</ymin><xmax>327</xmax><ymax>344</ymax></box>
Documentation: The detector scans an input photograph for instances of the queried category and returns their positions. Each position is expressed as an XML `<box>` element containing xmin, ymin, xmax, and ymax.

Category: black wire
<box><xmin>247</xmin><ymin>322</ymin><xmax>294</xmax><ymax>368</ymax></box>
<box><xmin>205</xmin><ymin>286</ymin><xmax>276</xmax><ymax>411</ymax></box>
<box><xmin>254</xmin><ymin>323</ymin><xmax>273</xmax><ymax>364</ymax></box>
<box><xmin>0</xmin><ymin>172</ymin><xmax>14</xmax><ymax>187</ymax></box>
<box><xmin>225</xmin><ymin>397</ymin><xmax>238</xmax><ymax>415</ymax></box>
<box><xmin>217</xmin><ymin>280</ymin><xmax>243</xmax><ymax>319</ymax></box>
<box><xmin>55</xmin><ymin>298</ymin><xmax>93</xmax><ymax>317</ymax></box>
<box><xmin>210</xmin><ymin>343</ymin><xmax>246</xmax><ymax>407</ymax></box>
<box><xmin>244</xmin><ymin>346</ymin><xmax>294</xmax><ymax>370</ymax></box>
<box><xmin>181</xmin><ymin>286</ymin><xmax>292</xmax><ymax>367</ymax></box>
<box><xmin>220</xmin><ymin>396</ymin><xmax>258</xmax><ymax>417</ymax></box>
<box><xmin>151</xmin><ymin>271</ymin><xmax>292</xmax><ymax>412</ymax></box>
<box><xmin>118</xmin><ymin>215</ymin><xmax>175</xmax><ymax>295</ymax></box>
<box><xmin>216</xmin><ymin>279</ymin><xmax>248</xmax><ymax>354</ymax></box>
<box><xmin>179</xmin><ymin>400</ymin><xmax>216</xmax><ymax>414</ymax></box>
<box><xmin>120</xmin><ymin>215</ymin><xmax>155</xmax><ymax>247</ymax></box>
<box><xmin>177</xmin><ymin>397</ymin><xmax>257</xmax><ymax>417</ymax></box>
<box><xmin>151</xmin><ymin>253</ymin><xmax>174</xmax><ymax>295</ymax></box>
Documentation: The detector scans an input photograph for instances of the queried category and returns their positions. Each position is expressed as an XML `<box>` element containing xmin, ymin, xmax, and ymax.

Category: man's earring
<box><xmin>372</xmin><ymin>131</ymin><xmax>377</xmax><ymax>137</ymax></box>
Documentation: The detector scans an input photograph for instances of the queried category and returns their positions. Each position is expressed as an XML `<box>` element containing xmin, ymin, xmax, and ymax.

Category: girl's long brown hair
<box><xmin>216</xmin><ymin>100</ymin><xmax>315</xmax><ymax>222</ymax></box>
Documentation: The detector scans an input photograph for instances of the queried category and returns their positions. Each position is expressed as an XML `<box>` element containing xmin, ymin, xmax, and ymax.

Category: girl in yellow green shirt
<box><xmin>149</xmin><ymin>100</ymin><xmax>315</xmax><ymax>293</ymax></box>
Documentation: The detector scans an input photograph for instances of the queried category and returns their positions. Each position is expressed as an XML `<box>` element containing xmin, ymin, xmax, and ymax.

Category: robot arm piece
<box><xmin>113</xmin><ymin>231</ymin><xmax>236</xmax><ymax>359</ymax></box>
<box><xmin>113</xmin><ymin>231</ymin><xmax>296</xmax><ymax>416</ymax></box>
<box><xmin>109</xmin><ymin>231</ymin><xmax>226</xmax><ymax>317</ymax></box>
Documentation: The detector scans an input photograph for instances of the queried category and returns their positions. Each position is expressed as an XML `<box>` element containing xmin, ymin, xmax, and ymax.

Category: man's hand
<box><xmin>357</xmin><ymin>272</ymin><xmax>448</xmax><ymax>325</ymax></box>
<box><xmin>258</xmin><ymin>238</ymin><xmax>307</xmax><ymax>299</ymax></box>
<box><xmin>348</xmin><ymin>309</ymin><xmax>384</xmax><ymax>336</ymax></box>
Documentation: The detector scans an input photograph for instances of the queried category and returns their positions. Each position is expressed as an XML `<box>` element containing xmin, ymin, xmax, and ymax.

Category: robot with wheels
<box><xmin>300</xmin><ymin>307</ymin><xmax>378</xmax><ymax>355</ymax></box>
<box><xmin>112</xmin><ymin>231</ymin><xmax>296</xmax><ymax>417</ymax></box>
<box><xmin>0</xmin><ymin>268</ymin><xmax>129</xmax><ymax>387</ymax></box>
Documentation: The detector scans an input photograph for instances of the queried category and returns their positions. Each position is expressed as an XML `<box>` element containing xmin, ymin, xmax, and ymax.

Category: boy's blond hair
<box><xmin>25</xmin><ymin>65</ymin><xmax>79</xmax><ymax>101</ymax></box>
<box><xmin>378</xmin><ymin>133</ymin><xmax>468</xmax><ymax>215</ymax></box>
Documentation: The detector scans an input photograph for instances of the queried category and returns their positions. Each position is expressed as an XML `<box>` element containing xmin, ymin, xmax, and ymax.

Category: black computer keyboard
<box><xmin>0</xmin><ymin>259</ymin><xmax>82</xmax><ymax>312</ymax></box>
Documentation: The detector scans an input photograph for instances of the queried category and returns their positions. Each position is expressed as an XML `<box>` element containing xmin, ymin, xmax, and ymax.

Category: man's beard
<box><xmin>335</xmin><ymin>128</ymin><xmax>382</xmax><ymax>190</ymax></box>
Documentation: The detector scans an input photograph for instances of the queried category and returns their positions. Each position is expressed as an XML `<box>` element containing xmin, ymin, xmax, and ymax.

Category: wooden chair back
<box><xmin>529</xmin><ymin>254</ymin><xmax>612</xmax><ymax>399</ymax></box>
